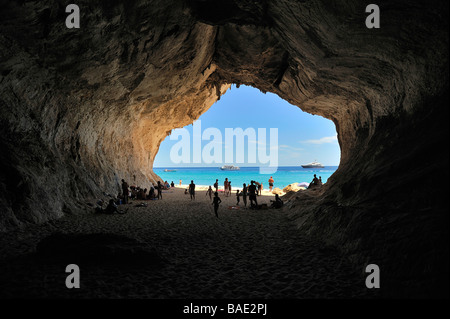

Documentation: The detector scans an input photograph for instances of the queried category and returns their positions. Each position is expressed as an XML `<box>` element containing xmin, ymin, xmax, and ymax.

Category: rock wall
<box><xmin>0</xmin><ymin>0</ymin><xmax>448</xmax><ymax>296</ymax></box>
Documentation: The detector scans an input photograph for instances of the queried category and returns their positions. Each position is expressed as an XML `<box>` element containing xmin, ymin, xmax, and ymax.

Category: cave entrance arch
<box><xmin>153</xmin><ymin>84</ymin><xmax>341</xmax><ymax>190</ymax></box>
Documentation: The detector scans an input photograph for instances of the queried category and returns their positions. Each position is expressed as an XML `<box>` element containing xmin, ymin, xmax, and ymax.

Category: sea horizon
<box><xmin>154</xmin><ymin>165</ymin><xmax>338</xmax><ymax>190</ymax></box>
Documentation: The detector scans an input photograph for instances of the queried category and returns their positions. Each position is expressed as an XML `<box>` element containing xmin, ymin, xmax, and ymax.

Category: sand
<box><xmin>0</xmin><ymin>187</ymin><xmax>370</xmax><ymax>298</ymax></box>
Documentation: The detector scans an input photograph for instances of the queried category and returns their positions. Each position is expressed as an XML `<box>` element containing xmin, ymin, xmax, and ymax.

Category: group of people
<box><xmin>222</xmin><ymin>178</ymin><xmax>232</xmax><ymax>196</ymax></box>
<box><xmin>210</xmin><ymin>180</ymin><xmax>265</xmax><ymax>208</ymax></box>
<box><xmin>308</xmin><ymin>174</ymin><xmax>323</xmax><ymax>189</ymax></box>
<box><xmin>119</xmin><ymin>179</ymin><xmax>165</xmax><ymax>204</ymax></box>
<box><xmin>98</xmin><ymin>173</ymin><xmax>331</xmax><ymax>216</ymax></box>
<box><xmin>210</xmin><ymin>177</ymin><xmax>269</xmax><ymax>196</ymax></box>
<box><xmin>211</xmin><ymin>179</ymin><xmax>283</xmax><ymax>217</ymax></box>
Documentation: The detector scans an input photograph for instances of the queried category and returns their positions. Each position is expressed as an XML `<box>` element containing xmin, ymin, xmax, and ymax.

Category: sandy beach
<box><xmin>0</xmin><ymin>187</ymin><xmax>370</xmax><ymax>298</ymax></box>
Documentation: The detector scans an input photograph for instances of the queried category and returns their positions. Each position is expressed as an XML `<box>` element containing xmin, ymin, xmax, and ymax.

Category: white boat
<box><xmin>163</xmin><ymin>169</ymin><xmax>177</xmax><ymax>172</ymax></box>
<box><xmin>220</xmin><ymin>165</ymin><xmax>240</xmax><ymax>171</ymax></box>
<box><xmin>301</xmin><ymin>160</ymin><xmax>324</xmax><ymax>168</ymax></box>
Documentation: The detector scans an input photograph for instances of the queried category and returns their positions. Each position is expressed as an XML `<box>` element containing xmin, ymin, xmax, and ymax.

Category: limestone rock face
<box><xmin>283</xmin><ymin>183</ymin><xmax>302</xmax><ymax>193</ymax></box>
<box><xmin>0</xmin><ymin>0</ymin><xmax>448</xmax><ymax>296</ymax></box>
<box><xmin>271</xmin><ymin>188</ymin><xmax>283</xmax><ymax>195</ymax></box>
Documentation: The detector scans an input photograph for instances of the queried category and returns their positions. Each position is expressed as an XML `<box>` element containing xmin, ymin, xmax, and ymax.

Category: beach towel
<box><xmin>298</xmin><ymin>182</ymin><xmax>310</xmax><ymax>188</ymax></box>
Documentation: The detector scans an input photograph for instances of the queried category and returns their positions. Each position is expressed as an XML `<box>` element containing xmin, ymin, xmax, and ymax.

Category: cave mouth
<box><xmin>153</xmin><ymin>84</ymin><xmax>341</xmax><ymax>189</ymax></box>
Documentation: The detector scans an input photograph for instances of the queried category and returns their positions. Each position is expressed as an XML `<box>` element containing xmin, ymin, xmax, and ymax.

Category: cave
<box><xmin>0</xmin><ymin>0</ymin><xmax>448</xmax><ymax>299</ymax></box>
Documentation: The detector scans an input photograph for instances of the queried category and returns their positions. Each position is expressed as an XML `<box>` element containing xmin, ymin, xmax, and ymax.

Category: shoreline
<box><xmin>173</xmin><ymin>184</ymin><xmax>288</xmax><ymax>196</ymax></box>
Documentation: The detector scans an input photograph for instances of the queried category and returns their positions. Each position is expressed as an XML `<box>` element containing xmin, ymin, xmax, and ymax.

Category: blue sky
<box><xmin>154</xmin><ymin>85</ymin><xmax>340</xmax><ymax>167</ymax></box>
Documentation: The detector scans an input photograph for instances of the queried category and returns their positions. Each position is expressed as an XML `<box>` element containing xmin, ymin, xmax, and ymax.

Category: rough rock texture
<box><xmin>36</xmin><ymin>233</ymin><xmax>163</xmax><ymax>265</ymax></box>
<box><xmin>0</xmin><ymin>0</ymin><xmax>448</xmax><ymax>297</ymax></box>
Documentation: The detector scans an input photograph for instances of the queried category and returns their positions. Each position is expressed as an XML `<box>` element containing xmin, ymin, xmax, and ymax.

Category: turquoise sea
<box><xmin>155</xmin><ymin>166</ymin><xmax>338</xmax><ymax>189</ymax></box>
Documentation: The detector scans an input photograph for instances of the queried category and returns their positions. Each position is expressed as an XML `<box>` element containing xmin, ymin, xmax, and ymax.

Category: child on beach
<box><xmin>236</xmin><ymin>189</ymin><xmax>240</xmax><ymax>206</ymax></box>
<box><xmin>206</xmin><ymin>186</ymin><xmax>213</xmax><ymax>200</ymax></box>
<box><xmin>212</xmin><ymin>192</ymin><xmax>222</xmax><ymax>218</ymax></box>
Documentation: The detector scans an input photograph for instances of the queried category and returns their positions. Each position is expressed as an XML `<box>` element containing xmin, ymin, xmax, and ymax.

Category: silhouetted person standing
<box><xmin>236</xmin><ymin>189</ymin><xmax>240</xmax><ymax>205</ymax></box>
<box><xmin>242</xmin><ymin>183</ymin><xmax>248</xmax><ymax>207</ymax></box>
<box><xmin>248</xmin><ymin>181</ymin><xmax>258</xmax><ymax>208</ymax></box>
<box><xmin>189</xmin><ymin>180</ymin><xmax>196</xmax><ymax>200</ymax></box>
<box><xmin>206</xmin><ymin>186</ymin><xmax>213</xmax><ymax>200</ymax></box>
<box><xmin>254</xmin><ymin>181</ymin><xmax>261</xmax><ymax>196</ymax></box>
<box><xmin>268</xmin><ymin>176</ymin><xmax>274</xmax><ymax>191</ymax></box>
<box><xmin>212</xmin><ymin>192</ymin><xmax>222</xmax><ymax>218</ymax></box>
<box><xmin>121</xmin><ymin>179</ymin><xmax>129</xmax><ymax>204</ymax></box>
<box><xmin>224</xmin><ymin>178</ymin><xmax>228</xmax><ymax>196</ymax></box>
<box><xmin>214</xmin><ymin>179</ymin><xmax>219</xmax><ymax>192</ymax></box>
<box><xmin>157</xmin><ymin>181</ymin><xmax>163</xmax><ymax>199</ymax></box>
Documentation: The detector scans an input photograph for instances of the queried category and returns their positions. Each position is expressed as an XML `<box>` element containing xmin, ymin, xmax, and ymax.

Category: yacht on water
<box><xmin>220</xmin><ymin>165</ymin><xmax>240</xmax><ymax>171</ymax></box>
<box><xmin>301</xmin><ymin>160</ymin><xmax>324</xmax><ymax>168</ymax></box>
<box><xmin>163</xmin><ymin>169</ymin><xmax>177</xmax><ymax>172</ymax></box>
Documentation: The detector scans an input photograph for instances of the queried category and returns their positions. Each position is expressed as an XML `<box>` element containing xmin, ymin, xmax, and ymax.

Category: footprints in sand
<box><xmin>0</xmin><ymin>190</ymin><xmax>369</xmax><ymax>298</ymax></box>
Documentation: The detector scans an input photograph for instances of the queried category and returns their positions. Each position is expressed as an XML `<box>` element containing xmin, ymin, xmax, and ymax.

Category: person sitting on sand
<box><xmin>308</xmin><ymin>174</ymin><xmax>319</xmax><ymax>189</ymax></box>
<box><xmin>242</xmin><ymin>183</ymin><xmax>248</xmax><ymax>207</ymax></box>
<box><xmin>236</xmin><ymin>189</ymin><xmax>240</xmax><ymax>206</ymax></box>
<box><xmin>214</xmin><ymin>179</ymin><xmax>219</xmax><ymax>192</ymax></box>
<box><xmin>171</xmin><ymin>181</ymin><xmax>175</xmax><ymax>188</ymax></box>
<box><xmin>206</xmin><ymin>186</ymin><xmax>213</xmax><ymax>200</ymax></box>
<box><xmin>129</xmin><ymin>186</ymin><xmax>136</xmax><ymax>200</ymax></box>
<box><xmin>138</xmin><ymin>188</ymin><xmax>147</xmax><ymax>200</ymax></box>
<box><xmin>148</xmin><ymin>186</ymin><xmax>155</xmax><ymax>199</ymax></box>
<box><xmin>121</xmin><ymin>179</ymin><xmax>129</xmax><ymax>204</ymax></box>
<box><xmin>157</xmin><ymin>181</ymin><xmax>163</xmax><ymax>199</ymax></box>
<box><xmin>184</xmin><ymin>189</ymin><xmax>188</xmax><ymax>195</ymax></box>
<box><xmin>318</xmin><ymin>176</ymin><xmax>323</xmax><ymax>186</ymax></box>
<box><xmin>248</xmin><ymin>181</ymin><xmax>258</xmax><ymax>208</ymax></box>
<box><xmin>268</xmin><ymin>176</ymin><xmax>274</xmax><ymax>191</ymax></box>
<box><xmin>189</xmin><ymin>180</ymin><xmax>196</xmax><ymax>200</ymax></box>
<box><xmin>136</xmin><ymin>188</ymin><xmax>142</xmax><ymax>200</ymax></box>
<box><xmin>270</xmin><ymin>194</ymin><xmax>283</xmax><ymax>209</ymax></box>
<box><xmin>116</xmin><ymin>192</ymin><xmax>124</xmax><ymax>204</ymax></box>
<box><xmin>163</xmin><ymin>181</ymin><xmax>170</xmax><ymax>189</ymax></box>
<box><xmin>105</xmin><ymin>199</ymin><xmax>127</xmax><ymax>214</ymax></box>
<box><xmin>212</xmin><ymin>192</ymin><xmax>222</xmax><ymax>218</ymax></box>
